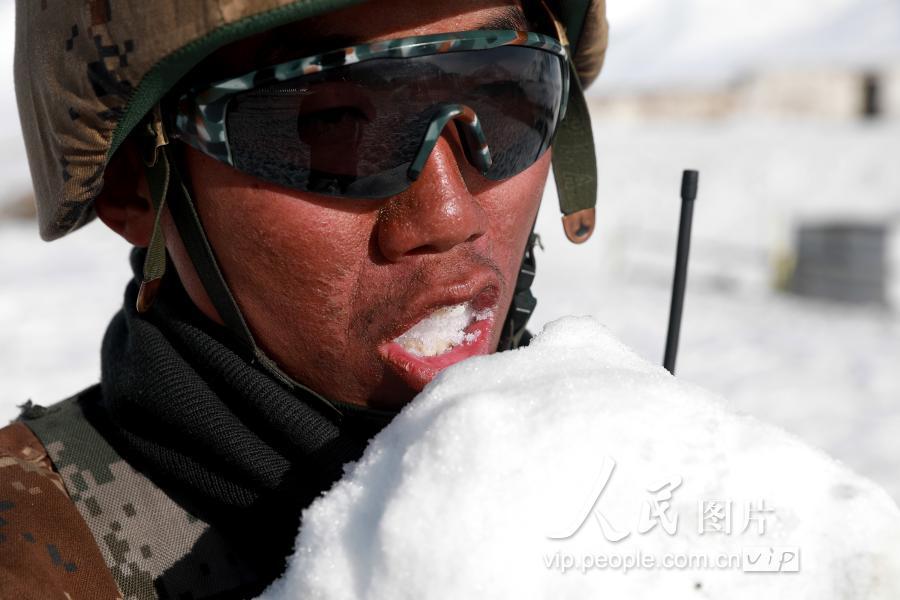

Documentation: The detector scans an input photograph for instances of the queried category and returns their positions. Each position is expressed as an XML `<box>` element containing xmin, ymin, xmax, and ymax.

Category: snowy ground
<box><xmin>1</xmin><ymin>117</ymin><xmax>897</xmax><ymax>503</ymax></box>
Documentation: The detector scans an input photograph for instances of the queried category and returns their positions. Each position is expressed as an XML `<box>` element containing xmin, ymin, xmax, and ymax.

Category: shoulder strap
<box><xmin>0</xmin><ymin>421</ymin><xmax>122</xmax><ymax>599</ymax></box>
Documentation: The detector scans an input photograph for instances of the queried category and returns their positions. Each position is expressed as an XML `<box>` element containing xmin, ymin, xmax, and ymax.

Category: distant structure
<box><xmin>741</xmin><ymin>68</ymin><xmax>900</xmax><ymax>120</ymax></box>
<box><xmin>592</xmin><ymin>0</ymin><xmax>900</xmax><ymax>121</ymax></box>
<box><xmin>863</xmin><ymin>72</ymin><xmax>882</xmax><ymax>118</ymax></box>
<box><xmin>589</xmin><ymin>68</ymin><xmax>900</xmax><ymax>120</ymax></box>
<box><xmin>787</xmin><ymin>220</ymin><xmax>899</xmax><ymax>307</ymax></box>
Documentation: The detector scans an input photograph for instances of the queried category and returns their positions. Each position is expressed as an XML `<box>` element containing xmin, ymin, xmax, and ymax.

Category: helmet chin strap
<box><xmin>551</xmin><ymin>56</ymin><xmax>598</xmax><ymax>245</ymax></box>
<box><xmin>498</xmin><ymin>230</ymin><xmax>539</xmax><ymax>351</ymax></box>
<box><xmin>136</xmin><ymin>114</ymin><xmax>539</xmax><ymax>422</ymax></box>
<box><xmin>541</xmin><ymin>0</ymin><xmax>599</xmax><ymax>245</ymax></box>
<box><xmin>138</xmin><ymin>111</ymin><xmax>363</xmax><ymax>421</ymax></box>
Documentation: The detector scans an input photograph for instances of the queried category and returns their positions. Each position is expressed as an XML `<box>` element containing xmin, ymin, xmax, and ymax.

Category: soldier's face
<box><xmin>165</xmin><ymin>0</ymin><xmax>549</xmax><ymax>409</ymax></box>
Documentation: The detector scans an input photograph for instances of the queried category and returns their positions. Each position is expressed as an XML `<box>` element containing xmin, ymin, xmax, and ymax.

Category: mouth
<box><xmin>378</xmin><ymin>288</ymin><xmax>499</xmax><ymax>392</ymax></box>
<box><xmin>393</xmin><ymin>302</ymin><xmax>493</xmax><ymax>357</ymax></box>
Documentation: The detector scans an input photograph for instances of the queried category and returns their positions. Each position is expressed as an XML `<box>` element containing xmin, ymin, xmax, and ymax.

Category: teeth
<box><xmin>394</xmin><ymin>302</ymin><xmax>493</xmax><ymax>357</ymax></box>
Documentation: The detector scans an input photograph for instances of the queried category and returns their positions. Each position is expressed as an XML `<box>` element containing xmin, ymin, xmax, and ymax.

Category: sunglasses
<box><xmin>168</xmin><ymin>30</ymin><xmax>570</xmax><ymax>199</ymax></box>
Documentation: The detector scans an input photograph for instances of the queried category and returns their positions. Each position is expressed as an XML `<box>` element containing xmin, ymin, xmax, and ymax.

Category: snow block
<box><xmin>259</xmin><ymin>316</ymin><xmax>900</xmax><ymax>600</ymax></box>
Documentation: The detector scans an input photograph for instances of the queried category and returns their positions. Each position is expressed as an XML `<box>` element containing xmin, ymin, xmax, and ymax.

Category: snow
<box><xmin>530</xmin><ymin>118</ymin><xmax>900</xmax><ymax>504</ymax></box>
<box><xmin>601</xmin><ymin>0</ymin><xmax>900</xmax><ymax>93</ymax></box>
<box><xmin>0</xmin><ymin>224</ymin><xmax>132</xmax><ymax>411</ymax></box>
<box><xmin>394</xmin><ymin>303</ymin><xmax>490</xmax><ymax>357</ymax></box>
<box><xmin>258</xmin><ymin>317</ymin><xmax>900</xmax><ymax>600</ymax></box>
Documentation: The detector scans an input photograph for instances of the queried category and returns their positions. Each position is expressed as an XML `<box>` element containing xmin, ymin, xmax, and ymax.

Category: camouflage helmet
<box><xmin>15</xmin><ymin>0</ymin><xmax>608</xmax><ymax>243</ymax></box>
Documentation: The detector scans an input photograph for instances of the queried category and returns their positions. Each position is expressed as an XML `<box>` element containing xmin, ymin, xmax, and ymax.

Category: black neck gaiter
<box><xmin>98</xmin><ymin>249</ymin><xmax>383</xmax><ymax>569</ymax></box>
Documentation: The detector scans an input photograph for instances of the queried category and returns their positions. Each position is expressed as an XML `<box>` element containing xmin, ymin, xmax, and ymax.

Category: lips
<box><xmin>378</xmin><ymin>279</ymin><xmax>500</xmax><ymax>392</ymax></box>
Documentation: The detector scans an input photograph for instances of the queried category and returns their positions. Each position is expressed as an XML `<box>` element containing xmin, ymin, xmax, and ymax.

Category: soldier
<box><xmin>2</xmin><ymin>0</ymin><xmax>608</xmax><ymax>597</ymax></box>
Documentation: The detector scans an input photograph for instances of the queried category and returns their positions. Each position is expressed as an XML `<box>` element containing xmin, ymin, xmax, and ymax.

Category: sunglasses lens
<box><xmin>224</xmin><ymin>45</ymin><xmax>565</xmax><ymax>198</ymax></box>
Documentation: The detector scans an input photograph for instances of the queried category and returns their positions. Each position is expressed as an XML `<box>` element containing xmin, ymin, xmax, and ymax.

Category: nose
<box><xmin>376</xmin><ymin>133</ymin><xmax>487</xmax><ymax>261</ymax></box>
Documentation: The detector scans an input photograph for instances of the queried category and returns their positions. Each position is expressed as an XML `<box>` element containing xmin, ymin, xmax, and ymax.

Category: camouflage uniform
<box><xmin>0</xmin><ymin>418</ymin><xmax>121</xmax><ymax>599</ymax></box>
<box><xmin>1</xmin><ymin>388</ymin><xmax>273</xmax><ymax>599</ymax></box>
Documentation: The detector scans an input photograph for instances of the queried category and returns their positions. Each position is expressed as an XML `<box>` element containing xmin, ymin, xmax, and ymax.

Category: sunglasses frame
<box><xmin>169</xmin><ymin>29</ymin><xmax>570</xmax><ymax>186</ymax></box>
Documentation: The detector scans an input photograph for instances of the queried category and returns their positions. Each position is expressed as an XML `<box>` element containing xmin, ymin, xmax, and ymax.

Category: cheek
<box><xmin>184</xmin><ymin>151</ymin><xmax>376</xmax><ymax>358</ymax></box>
<box><xmin>480</xmin><ymin>152</ymin><xmax>550</xmax><ymax>278</ymax></box>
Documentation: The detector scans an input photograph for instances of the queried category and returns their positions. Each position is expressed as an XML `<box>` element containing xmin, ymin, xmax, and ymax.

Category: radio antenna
<box><xmin>663</xmin><ymin>170</ymin><xmax>699</xmax><ymax>374</ymax></box>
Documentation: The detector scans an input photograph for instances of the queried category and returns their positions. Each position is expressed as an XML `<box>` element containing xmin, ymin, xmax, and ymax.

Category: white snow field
<box><xmin>258</xmin><ymin>317</ymin><xmax>900</xmax><ymax>600</ymax></box>
<box><xmin>600</xmin><ymin>0</ymin><xmax>900</xmax><ymax>93</ymax></box>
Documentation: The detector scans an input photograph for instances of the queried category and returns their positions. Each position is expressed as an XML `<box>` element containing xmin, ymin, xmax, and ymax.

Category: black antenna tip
<box><xmin>681</xmin><ymin>170</ymin><xmax>699</xmax><ymax>201</ymax></box>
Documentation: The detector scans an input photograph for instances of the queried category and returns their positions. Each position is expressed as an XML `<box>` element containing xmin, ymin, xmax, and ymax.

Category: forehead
<box><xmin>201</xmin><ymin>0</ymin><xmax>527</xmax><ymax>82</ymax></box>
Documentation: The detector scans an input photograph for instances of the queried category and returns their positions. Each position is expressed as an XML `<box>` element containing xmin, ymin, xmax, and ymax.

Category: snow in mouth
<box><xmin>393</xmin><ymin>302</ymin><xmax>493</xmax><ymax>357</ymax></box>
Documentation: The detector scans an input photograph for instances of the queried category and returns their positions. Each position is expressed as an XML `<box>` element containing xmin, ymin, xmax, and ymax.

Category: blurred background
<box><xmin>1</xmin><ymin>1</ymin><xmax>898</xmax><ymax>499</ymax></box>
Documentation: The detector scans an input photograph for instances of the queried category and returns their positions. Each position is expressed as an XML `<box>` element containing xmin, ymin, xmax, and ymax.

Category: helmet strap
<box><xmin>158</xmin><ymin>142</ymin><xmax>383</xmax><ymax>422</ymax></box>
<box><xmin>498</xmin><ymin>231</ymin><xmax>540</xmax><ymax>350</ymax></box>
<box><xmin>135</xmin><ymin>106</ymin><xmax>174</xmax><ymax>313</ymax></box>
<box><xmin>552</xmin><ymin>58</ymin><xmax>598</xmax><ymax>244</ymax></box>
<box><xmin>136</xmin><ymin>144</ymin><xmax>170</xmax><ymax>313</ymax></box>
<box><xmin>538</xmin><ymin>0</ymin><xmax>599</xmax><ymax>244</ymax></box>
